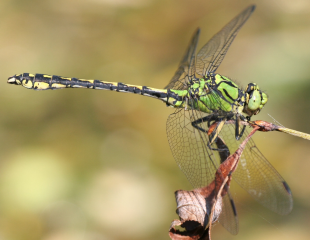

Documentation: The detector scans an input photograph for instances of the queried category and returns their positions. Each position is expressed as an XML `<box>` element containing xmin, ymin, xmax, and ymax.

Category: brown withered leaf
<box><xmin>169</xmin><ymin>125</ymin><xmax>260</xmax><ymax>240</ymax></box>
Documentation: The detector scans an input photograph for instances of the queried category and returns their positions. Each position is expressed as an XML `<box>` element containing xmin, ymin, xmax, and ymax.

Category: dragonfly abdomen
<box><xmin>9</xmin><ymin>73</ymin><xmax>132</xmax><ymax>91</ymax></box>
<box><xmin>7</xmin><ymin>73</ymin><xmax>185</xmax><ymax>107</ymax></box>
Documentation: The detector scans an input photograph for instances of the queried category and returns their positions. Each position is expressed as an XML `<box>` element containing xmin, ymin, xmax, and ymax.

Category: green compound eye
<box><xmin>261</xmin><ymin>92</ymin><xmax>268</xmax><ymax>106</ymax></box>
<box><xmin>244</xmin><ymin>83</ymin><xmax>268</xmax><ymax>116</ymax></box>
<box><xmin>248</xmin><ymin>89</ymin><xmax>261</xmax><ymax>111</ymax></box>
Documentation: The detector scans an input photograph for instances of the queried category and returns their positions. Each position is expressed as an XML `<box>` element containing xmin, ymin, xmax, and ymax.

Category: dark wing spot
<box><xmin>282</xmin><ymin>181</ymin><xmax>292</xmax><ymax>196</ymax></box>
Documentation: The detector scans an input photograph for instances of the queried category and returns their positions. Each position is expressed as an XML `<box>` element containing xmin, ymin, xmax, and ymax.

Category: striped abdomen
<box><xmin>7</xmin><ymin>73</ymin><xmax>185</xmax><ymax>107</ymax></box>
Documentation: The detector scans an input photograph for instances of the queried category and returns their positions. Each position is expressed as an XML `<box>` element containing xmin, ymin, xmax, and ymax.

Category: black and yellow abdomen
<box><xmin>7</xmin><ymin>73</ymin><xmax>186</xmax><ymax>108</ymax></box>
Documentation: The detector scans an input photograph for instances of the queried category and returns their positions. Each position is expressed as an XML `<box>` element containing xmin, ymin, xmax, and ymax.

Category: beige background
<box><xmin>1</xmin><ymin>0</ymin><xmax>310</xmax><ymax>239</ymax></box>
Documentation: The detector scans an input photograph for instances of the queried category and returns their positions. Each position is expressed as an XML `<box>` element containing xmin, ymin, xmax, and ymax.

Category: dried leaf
<box><xmin>169</xmin><ymin>125</ymin><xmax>259</xmax><ymax>240</ymax></box>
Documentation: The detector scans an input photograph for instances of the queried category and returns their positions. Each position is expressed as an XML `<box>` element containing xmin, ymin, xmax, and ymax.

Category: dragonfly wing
<box><xmin>195</xmin><ymin>5</ymin><xmax>255</xmax><ymax>76</ymax></box>
<box><xmin>165</xmin><ymin>28</ymin><xmax>200</xmax><ymax>90</ymax></box>
<box><xmin>166</xmin><ymin>108</ymin><xmax>219</xmax><ymax>188</ymax></box>
<box><xmin>218</xmin><ymin>191</ymin><xmax>238</xmax><ymax>235</ymax></box>
<box><xmin>219</xmin><ymin>125</ymin><xmax>293</xmax><ymax>215</ymax></box>
<box><xmin>167</xmin><ymin>107</ymin><xmax>239</xmax><ymax>233</ymax></box>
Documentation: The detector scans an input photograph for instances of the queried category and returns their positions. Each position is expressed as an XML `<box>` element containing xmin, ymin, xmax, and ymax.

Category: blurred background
<box><xmin>1</xmin><ymin>0</ymin><xmax>310</xmax><ymax>239</ymax></box>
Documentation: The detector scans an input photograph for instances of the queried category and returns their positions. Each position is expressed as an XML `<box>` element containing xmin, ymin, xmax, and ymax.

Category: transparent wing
<box><xmin>166</xmin><ymin>108</ymin><xmax>219</xmax><ymax>188</ymax></box>
<box><xmin>166</xmin><ymin>108</ymin><xmax>239</xmax><ymax>234</ymax></box>
<box><xmin>195</xmin><ymin>5</ymin><xmax>255</xmax><ymax>76</ymax></box>
<box><xmin>166</xmin><ymin>109</ymin><xmax>292</xmax><ymax>235</ymax></box>
<box><xmin>219</xmin><ymin>192</ymin><xmax>238</xmax><ymax>235</ymax></box>
<box><xmin>218</xmin><ymin>124</ymin><xmax>293</xmax><ymax>215</ymax></box>
<box><xmin>165</xmin><ymin>28</ymin><xmax>200</xmax><ymax>90</ymax></box>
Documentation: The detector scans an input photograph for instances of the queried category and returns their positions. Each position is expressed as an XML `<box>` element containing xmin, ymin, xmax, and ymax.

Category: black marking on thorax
<box><xmin>204</xmin><ymin>75</ymin><xmax>246</xmax><ymax>107</ymax></box>
<box><xmin>222</xmin><ymin>88</ymin><xmax>236</xmax><ymax>102</ymax></box>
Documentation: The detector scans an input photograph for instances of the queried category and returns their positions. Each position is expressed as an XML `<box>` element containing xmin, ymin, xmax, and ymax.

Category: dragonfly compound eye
<box><xmin>244</xmin><ymin>83</ymin><xmax>268</xmax><ymax>116</ymax></box>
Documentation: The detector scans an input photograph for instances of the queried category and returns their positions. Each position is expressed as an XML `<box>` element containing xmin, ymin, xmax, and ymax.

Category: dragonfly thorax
<box><xmin>185</xmin><ymin>74</ymin><xmax>246</xmax><ymax>115</ymax></box>
<box><xmin>189</xmin><ymin>74</ymin><xmax>268</xmax><ymax>118</ymax></box>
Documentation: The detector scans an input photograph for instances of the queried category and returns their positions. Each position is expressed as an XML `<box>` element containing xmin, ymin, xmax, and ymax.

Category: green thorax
<box><xmin>170</xmin><ymin>74</ymin><xmax>246</xmax><ymax>114</ymax></box>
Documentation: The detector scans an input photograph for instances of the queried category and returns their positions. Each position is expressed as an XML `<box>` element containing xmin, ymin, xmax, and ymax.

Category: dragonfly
<box><xmin>8</xmin><ymin>5</ymin><xmax>308</xmax><ymax>234</ymax></box>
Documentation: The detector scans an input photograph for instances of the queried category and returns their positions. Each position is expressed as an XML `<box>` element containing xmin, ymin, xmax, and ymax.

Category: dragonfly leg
<box><xmin>191</xmin><ymin>114</ymin><xmax>219</xmax><ymax>133</ymax></box>
<box><xmin>235</xmin><ymin>114</ymin><xmax>250</xmax><ymax>140</ymax></box>
<box><xmin>191</xmin><ymin>115</ymin><xmax>228</xmax><ymax>152</ymax></box>
<box><xmin>235</xmin><ymin>116</ymin><xmax>243</xmax><ymax>140</ymax></box>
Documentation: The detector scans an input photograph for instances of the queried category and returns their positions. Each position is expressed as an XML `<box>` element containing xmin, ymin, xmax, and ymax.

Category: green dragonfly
<box><xmin>9</xmin><ymin>5</ymin><xmax>308</xmax><ymax>234</ymax></box>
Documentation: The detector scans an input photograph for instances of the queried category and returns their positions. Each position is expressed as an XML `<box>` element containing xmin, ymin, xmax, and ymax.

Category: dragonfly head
<box><xmin>7</xmin><ymin>74</ymin><xmax>22</xmax><ymax>85</ymax></box>
<box><xmin>243</xmin><ymin>83</ymin><xmax>268</xmax><ymax>116</ymax></box>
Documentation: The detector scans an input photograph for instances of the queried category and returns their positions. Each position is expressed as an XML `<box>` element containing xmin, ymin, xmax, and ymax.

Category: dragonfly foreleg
<box><xmin>235</xmin><ymin>114</ymin><xmax>250</xmax><ymax>140</ymax></box>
